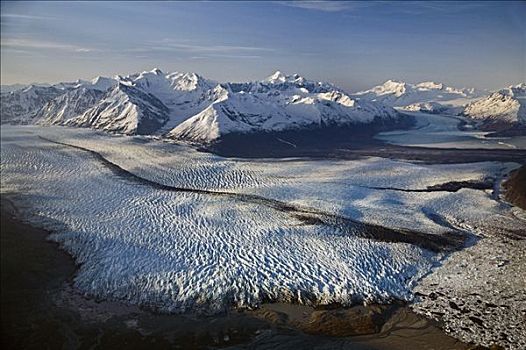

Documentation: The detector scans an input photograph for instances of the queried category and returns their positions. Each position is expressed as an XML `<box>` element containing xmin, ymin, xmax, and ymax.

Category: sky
<box><xmin>1</xmin><ymin>1</ymin><xmax>525</xmax><ymax>91</ymax></box>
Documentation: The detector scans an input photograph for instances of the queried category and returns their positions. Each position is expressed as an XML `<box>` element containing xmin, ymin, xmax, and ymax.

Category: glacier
<box><xmin>1</xmin><ymin>125</ymin><xmax>523</xmax><ymax>313</ymax></box>
<box><xmin>377</xmin><ymin>110</ymin><xmax>526</xmax><ymax>149</ymax></box>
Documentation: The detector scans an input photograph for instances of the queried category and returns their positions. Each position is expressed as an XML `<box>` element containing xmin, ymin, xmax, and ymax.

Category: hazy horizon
<box><xmin>1</xmin><ymin>1</ymin><xmax>525</xmax><ymax>91</ymax></box>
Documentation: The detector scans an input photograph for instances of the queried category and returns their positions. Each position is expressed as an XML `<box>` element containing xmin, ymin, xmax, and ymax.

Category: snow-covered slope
<box><xmin>2</xmin><ymin>69</ymin><xmax>400</xmax><ymax>141</ymax></box>
<box><xmin>5</xmin><ymin>70</ymin><xmax>525</xmax><ymax>139</ymax></box>
<box><xmin>88</xmin><ymin>76</ymin><xmax>118</xmax><ymax>92</ymax></box>
<box><xmin>168</xmin><ymin>71</ymin><xmax>397</xmax><ymax>142</ymax></box>
<box><xmin>1</xmin><ymin>76</ymin><xmax>118</xmax><ymax>125</ymax></box>
<box><xmin>1</xmin><ymin>84</ymin><xmax>29</xmax><ymax>93</ymax></box>
<box><xmin>62</xmin><ymin>82</ymin><xmax>171</xmax><ymax>135</ymax></box>
<box><xmin>21</xmin><ymin>69</ymin><xmax>218</xmax><ymax>135</ymax></box>
<box><xmin>37</xmin><ymin>87</ymin><xmax>106</xmax><ymax>125</ymax></box>
<box><xmin>463</xmin><ymin>83</ymin><xmax>526</xmax><ymax>128</ymax></box>
<box><xmin>400</xmin><ymin>101</ymin><xmax>461</xmax><ymax>114</ymax></box>
<box><xmin>353</xmin><ymin>80</ymin><xmax>484</xmax><ymax>109</ymax></box>
<box><xmin>1</xmin><ymin>85</ymin><xmax>65</xmax><ymax>124</ymax></box>
<box><xmin>120</xmin><ymin>69</ymin><xmax>219</xmax><ymax>131</ymax></box>
<box><xmin>355</xmin><ymin>80</ymin><xmax>526</xmax><ymax>130</ymax></box>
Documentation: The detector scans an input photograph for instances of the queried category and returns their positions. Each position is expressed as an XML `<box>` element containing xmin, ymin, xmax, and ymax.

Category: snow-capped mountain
<box><xmin>1</xmin><ymin>84</ymin><xmax>29</xmax><ymax>93</ymax></box>
<box><xmin>353</xmin><ymin>79</ymin><xmax>526</xmax><ymax>130</ymax></box>
<box><xmin>2</xmin><ymin>69</ymin><xmax>399</xmax><ymax>141</ymax></box>
<box><xmin>168</xmin><ymin>71</ymin><xmax>397</xmax><ymax>142</ymax></box>
<box><xmin>36</xmin><ymin>76</ymin><xmax>118</xmax><ymax>125</ymax></box>
<box><xmin>68</xmin><ymin>83</ymin><xmax>171</xmax><ymax>135</ymax></box>
<box><xmin>353</xmin><ymin>80</ymin><xmax>484</xmax><ymax>109</ymax></box>
<box><xmin>87</xmin><ymin>76</ymin><xmax>118</xmax><ymax>92</ymax></box>
<box><xmin>119</xmin><ymin>69</ymin><xmax>219</xmax><ymax>132</ymax></box>
<box><xmin>38</xmin><ymin>69</ymin><xmax>219</xmax><ymax>135</ymax></box>
<box><xmin>1</xmin><ymin>76</ymin><xmax>119</xmax><ymax>125</ymax></box>
<box><xmin>37</xmin><ymin>87</ymin><xmax>106</xmax><ymax>125</ymax></box>
<box><xmin>400</xmin><ymin>101</ymin><xmax>462</xmax><ymax>115</ymax></box>
<box><xmin>463</xmin><ymin>83</ymin><xmax>526</xmax><ymax>129</ymax></box>
<box><xmin>3</xmin><ymin>69</ymin><xmax>524</xmax><ymax>142</ymax></box>
<box><xmin>1</xmin><ymin>85</ymin><xmax>65</xmax><ymax>124</ymax></box>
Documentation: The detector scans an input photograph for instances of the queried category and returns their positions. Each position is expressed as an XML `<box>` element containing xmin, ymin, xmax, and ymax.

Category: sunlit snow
<box><xmin>1</xmin><ymin>125</ymin><xmax>522</xmax><ymax>313</ymax></box>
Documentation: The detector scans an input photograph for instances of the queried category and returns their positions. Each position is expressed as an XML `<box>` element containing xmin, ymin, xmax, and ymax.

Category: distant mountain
<box><xmin>400</xmin><ymin>101</ymin><xmax>462</xmax><ymax>115</ymax></box>
<box><xmin>1</xmin><ymin>85</ymin><xmax>65</xmax><ymax>124</ymax></box>
<box><xmin>1</xmin><ymin>84</ymin><xmax>29</xmax><ymax>93</ymax></box>
<box><xmin>2</xmin><ymin>69</ymin><xmax>399</xmax><ymax>142</ymax></box>
<box><xmin>36</xmin><ymin>77</ymin><xmax>118</xmax><ymax>126</ymax></box>
<box><xmin>6</xmin><ymin>70</ymin><xmax>522</xmax><ymax>141</ymax></box>
<box><xmin>463</xmin><ymin>83</ymin><xmax>526</xmax><ymax>130</ymax></box>
<box><xmin>353</xmin><ymin>80</ymin><xmax>484</xmax><ymax>109</ymax></box>
<box><xmin>61</xmin><ymin>83</ymin><xmax>170</xmax><ymax>135</ymax></box>
<box><xmin>0</xmin><ymin>77</ymin><xmax>117</xmax><ymax>125</ymax></box>
<box><xmin>353</xmin><ymin>79</ymin><xmax>526</xmax><ymax>131</ymax></box>
<box><xmin>0</xmin><ymin>82</ymin><xmax>62</xmax><ymax>93</ymax></box>
<box><xmin>168</xmin><ymin>71</ymin><xmax>397</xmax><ymax>142</ymax></box>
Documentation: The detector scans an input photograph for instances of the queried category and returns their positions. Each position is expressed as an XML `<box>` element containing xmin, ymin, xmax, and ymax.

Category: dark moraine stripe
<box><xmin>38</xmin><ymin>136</ymin><xmax>467</xmax><ymax>252</ymax></box>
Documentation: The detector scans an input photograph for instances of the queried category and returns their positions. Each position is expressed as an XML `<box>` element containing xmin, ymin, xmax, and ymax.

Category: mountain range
<box><xmin>353</xmin><ymin>79</ymin><xmax>485</xmax><ymax>108</ymax></box>
<box><xmin>1</xmin><ymin>69</ymin><xmax>525</xmax><ymax>142</ymax></box>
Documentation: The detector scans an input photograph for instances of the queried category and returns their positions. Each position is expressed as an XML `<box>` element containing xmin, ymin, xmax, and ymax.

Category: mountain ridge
<box><xmin>2</xmin><ymin>70</ymin><xmax>524</xmax><ymax>140</ymax></box>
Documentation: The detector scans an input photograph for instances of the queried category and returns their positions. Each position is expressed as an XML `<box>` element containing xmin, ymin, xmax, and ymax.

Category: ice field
<box><xmin>1</xmin><ymin>125</ymin><xmax>523</xmax><ymax>313</ymax></box>
<box><xmin>377</xmin><ymin>111</ymin><xmax>526</xmax><ymax>149</ymax></box>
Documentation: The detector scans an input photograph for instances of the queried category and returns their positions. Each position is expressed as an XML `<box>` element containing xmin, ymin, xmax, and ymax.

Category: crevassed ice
<box><xmin>0</xmin><ymin>125</ymin><xmax>522</xmax><ymax>312</ymax></box>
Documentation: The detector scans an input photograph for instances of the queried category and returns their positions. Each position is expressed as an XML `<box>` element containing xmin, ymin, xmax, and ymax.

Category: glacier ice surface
<box><xmin>1</xmin><ymin>125</ymin><xmax>522</xmax><ymax>313</ymax></box>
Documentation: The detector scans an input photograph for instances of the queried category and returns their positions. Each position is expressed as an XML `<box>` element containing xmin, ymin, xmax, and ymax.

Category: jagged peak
<box><xmin>509</xmin><ymin>82</ymin><xmax>526</xmax><ymax>91</ymax></box>
<box><xmin>266</xmin><ymin>70</ymin><xmax>287</xmax><ymax>83</ymax></box>
<box><xmin>265</xmin><ymin>70</ymin><xmax>308</xmax><ymax>85</ymax></box>
<box><xmin>88</xmin><ymin>76</ymin><xmax>117</xmax><ymax>91</ymax></box>
<box><xmin>150</xmin><ymin>68</ymin><xmax>164</xmax><ymax>75</ymax></box>
<box><xmin>416</xmin><ymin>81</ymin><xmax>444</xmax><ymax>90</ymax></box>
<box><xmin>372</xmin><ymin>80</ymin><xmax>407</xmax><ymax>96</ymax></box>
<box><xmin>167</xmin><ymin>71</ymin><xmax>215</xmax><ymax>92</ymax></box>
<box><xmin>136</xmin><ymin>68</ymin><xmax>167</xmax><ymax>79</ymax></box>
<box><xmin>499</xmin><ymin>82</ymin><xmax>526</xmax><ymax>97</ymax></box>
<box><xmin>20</xmin><ymin>84</ymin><xmax>55</xmax><ymax>93</ymax></box>
<box><xmin>91</xmin><ymin>75</ymin><xmax>108</xmax><ymax>83</ymax></box>
<box><xmin>211</xmin><ymin>83</ymin><xmax>230</xmax><ymax>101</ymax></box>
<box><xmin>176</xmin><ymin>72</ymin><xmax>201</xmax><ymax>81</ymax></box>
<box><xmin>381</xmin><ymin>79</ymin><xmax>406</xmax><ymax>87</ymax></box>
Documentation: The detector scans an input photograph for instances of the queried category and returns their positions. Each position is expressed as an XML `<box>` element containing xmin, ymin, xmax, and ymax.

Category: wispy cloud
<box><xmin>406</xmin><ymin>1</ymin><xmax>492</xmax><ymax>12</ymax></box>
<box><xmin>277</xmin><ymin>1</ymin><xmax>492</xmax><ymax>14</ymax></box>
<box><xmin>122</xmin><ymin>39</ymin><xmax>275</xmax><ymax>59</ymax></box>
<box><xmin>0</xmin><ymin>47</ymin><xmax>44</xmax><ymax>57</ymax></box>
<box><xmin>1</xmin><ymin>36</ymin><xmax>272</xmax><ymax>61</ymax></box>
<box><xmin>1</xmin><ymin>38</ymin><xmax>96</xmax><ymax>53</ymax></box>
<box><xmin>276</xmin><ymin>1</ymin><xmax>363</xmax><ymax>12</ymax></box>
<box><xmin>153</xmin><ymin>39</ymin><xmax>275</xmax><ymax>53</ymax></box>
<box><xmin>1</xmin><ymin>13</ymin><xmax>56</xmax><ymax>21</ymax></box>
<box><xmin>385</xmin><ymin>1</ymin><xmax>494</xmax><ymax>15</ymax></box>
<box><xmin>190</xmin><ymin>54</ymin><xmax>262</xmax><ymax>60</ymax></box>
